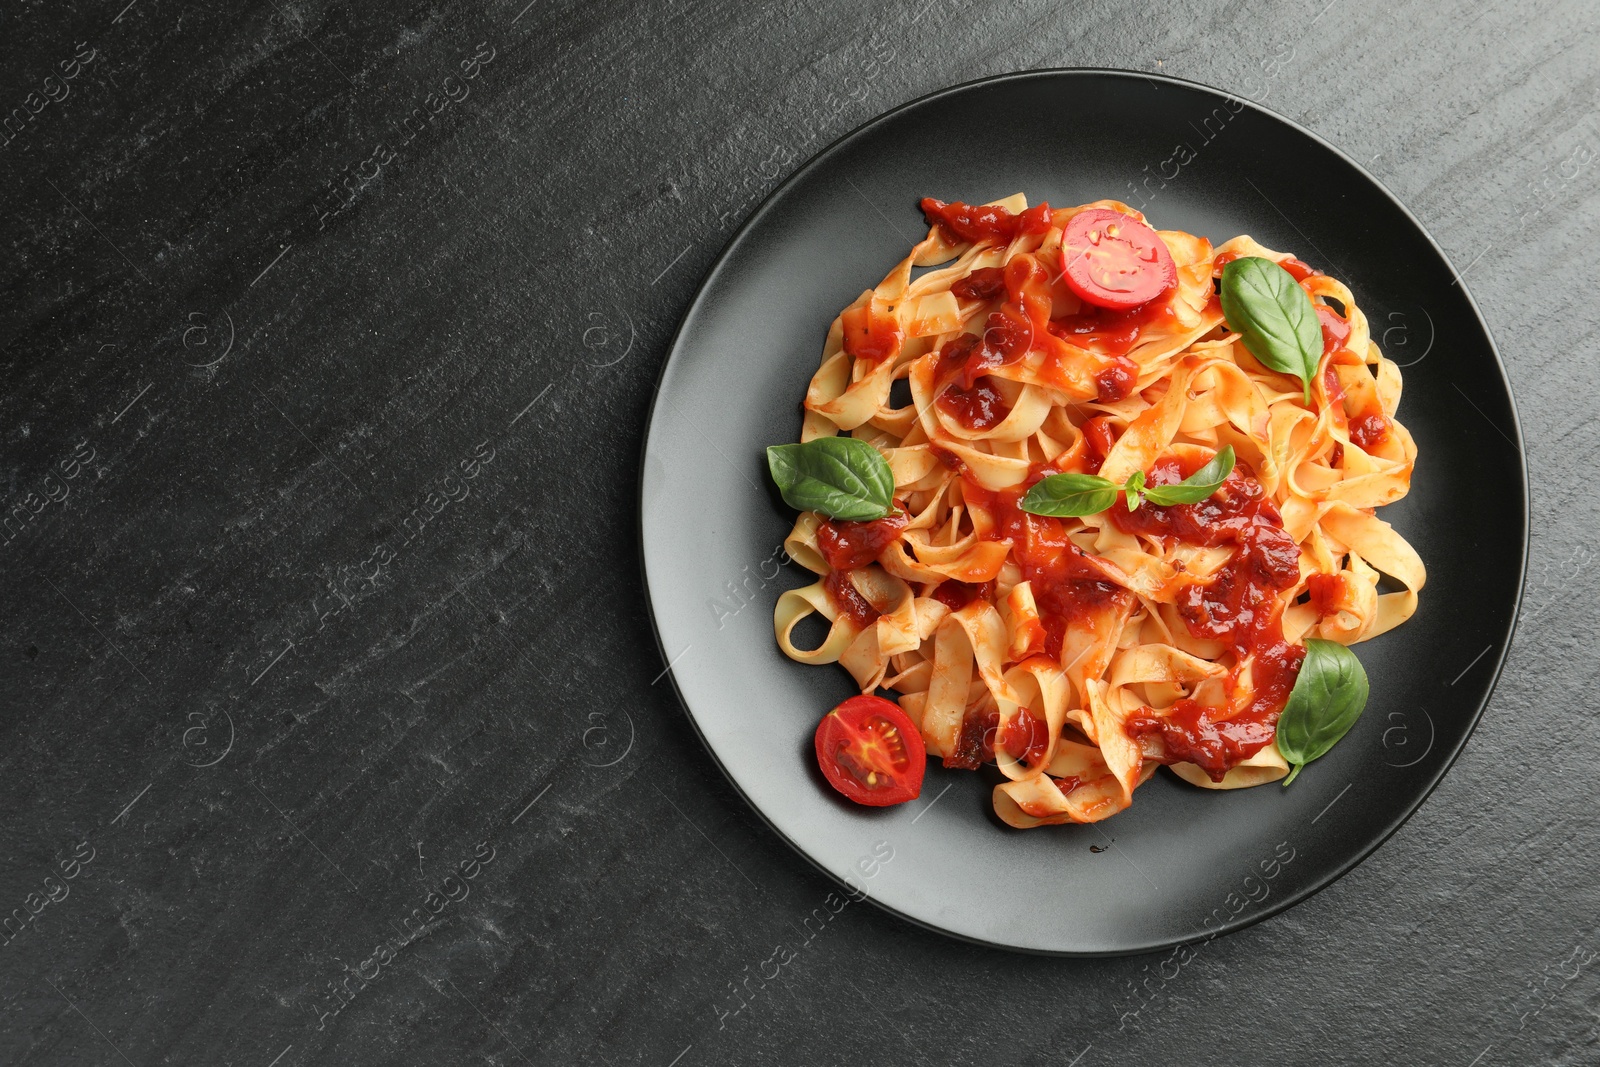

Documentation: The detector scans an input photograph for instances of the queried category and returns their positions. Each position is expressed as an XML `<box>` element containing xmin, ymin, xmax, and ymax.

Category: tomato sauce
<box><xmin>937</xmin><ymin>376</ymin><xmax>1010</xmax><ymax>431</ymax></box>
<box><xmin>1000</xmin><ymin>706</ymin><xmax>1049</xmax><ymax>767</ymax></box>
<box><xmin>1080</xmin><ymin>416</ymin><xmax>1120</xmax><ymax>473</ymax></box>
<box><xmin>1281</xmin><ymin>257</ymin><xmax>1319</xmax><ymax>282</ymax></box>
<box><xmin>1047</xmin><ymin>299</ymin><xmax>1177</xmax><ymax>358</ymax></box>
<box><xmin>932</xmin><ymin>579</ymin><xmax>995</xmax><ymax>611</ymax></box>
<box><xmin>1093</xmin><ymin>357</ymin><xmax>1139</xmax><ymax>402</ymax></box>
<box><xmin>1306</xmin><ymin>572</ymin><xmax>1345</xmax><ymax>618</ymax></box>
<box><xmin>1312</xmin><ymin>307</ymin><xmax>1387</xmax><ymax>451</ymax></box>
<box><xmin>938</xmin><ymin>250</ymin><xmax>1166</xmax><ymax>409</ymax></box>
<box><xmin>1113</xmin><ymin>456</ymin><xmax>1306</xmax><ymax>780</ymax></box>
<box><xmin>934</xmin><ymin>333</ymin><xmax>980</xmax><ymax>378</ymax></box>
<box><xmin>945</xmin><ymin>705</ymin><xmax>998</xmax><ymax>770</ymax></box>
<box><xmin>1316</xmin><ymin>305</ymin><xmax>1351</xmax><ymax>355</ymax></box>
<box><xmin>1215</xmin><ymin>251</ymin><xmax>1319</xmax><ymax>282</ymax></box>
<box><xmin>950</xmin><ymin>266</ymin><xmax>1007</xmax><ymax>301</ymax></box>
<box><xmin>1350</xmin><ymin>412</ymin><xmax>1389</xmax><ymax>451</ymax></box>
<box><xmin>962</xmin><ymin>472</ymin><xmax>1134</xmax><ymax>660</ymax></box>
<box><xmin>933</xmin><ymin>333</ymin><xmax>1016</xmax><ymax>429</ymax></box>
<box><xmin>920</xmin><ymin>198</ymin><xmax>1052</xmax><ymax>244</ymax></box>
<box><xmin>817</xmin><ymin>512</ymin><xmax>908</xmax><ymax>572</ymax></box>
<box><xmin>840</xmin><ymin>302</ymin><xmax>902</xmax><ymax>364</ymax></box>
<box><xmin>824</xmin><ymin>570</ymin><xmax>879</xmax><ymax>629</ymax></box>
<box><xmin>953</xmin><ymin>310</ymin><xmax>1032</xmax><ymax>388</ymax></box>
<box><xmin>1323</xmin><ymin>364</ymin><xmax>1345</xmax><ymax>404</ymax></box>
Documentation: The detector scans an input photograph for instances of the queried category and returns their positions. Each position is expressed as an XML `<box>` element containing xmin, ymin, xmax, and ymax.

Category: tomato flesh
<box><xmin>1060</xmin><ymin>209</ymin><xmax>1177</xmax><ymax>311</ymax></box>
<box><xmin>814</xmin><ymin>695</ymin><xmax>925</xmax><ymax>807</ymax></box>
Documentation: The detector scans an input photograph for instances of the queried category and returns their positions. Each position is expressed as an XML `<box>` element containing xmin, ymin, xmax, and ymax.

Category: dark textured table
<box><xmin>1</xmin><ymin>1</ymin><xmax>1594</xmax><ymax>1064</ymax></box>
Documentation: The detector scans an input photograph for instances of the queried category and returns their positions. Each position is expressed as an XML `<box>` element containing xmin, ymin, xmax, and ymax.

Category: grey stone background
<box><xmin>0</xmin><ymin>0</ymin><xmax>1594</xmax><ymax>1064</ymax></box>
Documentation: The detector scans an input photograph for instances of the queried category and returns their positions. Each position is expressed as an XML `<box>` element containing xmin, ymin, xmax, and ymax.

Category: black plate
<box><xmin>639</xmin><ymin>70</ymin><xmax>1526</xmax><ymax>955</ymax></box>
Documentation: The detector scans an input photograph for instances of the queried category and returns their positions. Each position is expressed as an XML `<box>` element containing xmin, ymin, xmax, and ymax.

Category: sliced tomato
<box><xmin>814</xmin><ymin>695</ymin><xmax>925</xmax><ymax>807</ymax></box>
<box><xmin>1060</xmin><ymin>208</ymin><xmax>1177</xmax><ymax>311</ymax></box>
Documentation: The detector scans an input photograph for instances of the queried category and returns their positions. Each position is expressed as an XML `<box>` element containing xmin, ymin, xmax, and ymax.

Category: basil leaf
<box><xmin>1276</xmin><ymin>638</ymin><xmax>1370</xmax><ymax>786</ymax></box>
<box><xmin>765</xmin><ymin>438</ymin><xmax>894</xmax><ymax>522</ymax></box>
<box><xmin>1141</xmin><ymin>446</ymin><xmax>1237</xmax><ymax>506</ymax></box>
<box><xmin>1019</xmin><ymin>472</ymin><xmax>1119</xmax><ymax>518</ymax></box>
<box><xmin>1220</xmin><ymin>257</ymin><xmax>1322</xmax><ymax>404</ymax></box>
<box><xmin>1123</xmin><ymin>469</ymin><xmax>1146</xmax><ymax>511</ymax></box>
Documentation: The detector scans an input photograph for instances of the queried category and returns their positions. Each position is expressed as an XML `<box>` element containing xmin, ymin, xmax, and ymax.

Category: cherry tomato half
<box><xmin>814</xmin><ymin>695</ymin><xmax>925</xmax><ymax>807</ymax></box>
<box><xmin>1060</xmin><ymin>208</ymin><xmax>1177</xmax><ymax>311</ymax></box>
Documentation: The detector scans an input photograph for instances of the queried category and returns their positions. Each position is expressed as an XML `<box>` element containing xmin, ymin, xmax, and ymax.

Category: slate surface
<box><xmin>0</xmin><ymin>1</ymin><xmax>1594</xmax><ymax>1065</ymax></box>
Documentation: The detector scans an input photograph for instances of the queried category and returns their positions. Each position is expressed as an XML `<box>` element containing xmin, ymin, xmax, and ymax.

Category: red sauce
<box><xmin>963</xmin><ymin>474</ymin><xmax>1134</xmax><ymax>660</ymax></box>
<box><xmin>934</xmin><ymin>334</ymin><xmax>980</xmax><ymax>379</ymax></box>
<box><xmin>1281</xmin><ymin>257</ymin><xmax>1319</xmax><ymax>282</ymax></box>
<box><xmin>950</xmin><ymin>266</ymin><xmax>1007</xmax><ymax>301</ymax></box>
<box><xmin>932</xmin><ymin>579</ymin><xmax>995</xmax><ymax>611</ymax></box>
<box><xmin>817</xmin><ymin>512</ymin><xmax>908</xmax><ymax>572</ymax></box>
<box><xmin>1000</xmin><ymin>706</ymin><xmax>1049</xmax><ymax>767</ymax></box>
<box><xmin>945</xmin><ymin>706</ymin><xmax>998</xmax><ymax>770</ymax></box>
<box><xmin>1323</xmin><ymin>364</ymin><xmax>1344</xmax><ymax>404</ymax></box>
<box><xmin>1081</xmin><ymin>416</ymin><xmax>1120</xmax><ymax>473</ymax></box>
<box><xmin>1032</xmin><ymin>557</ymin><xmax>1128</xmax><ymax>661</ymax></box>
<box><xmin>1113</xmin><ymin>456</ymin><xmax>1306</xmax><ymax>780</ymax></box>
<box><xmin>1316</xmin><ymin>305</ymin><xmax>1351</xmax><ymax>355</ymax></box>
<box><xmin>1093</xmin><ymin>357</ymin><xmax>1138</xmax><ymax>402</ymax></box>
<box><xmin>1307</xmin><ymin>573</ymin><xmax>1345</xmax><ymax>618</ymax></box>
<box><xmin>954</xmin><ymin>310</ymin><xmax>1032</xmax><ymax>388</ymax></box>
<box><xmin>840</xmin><ymin>303</ymin><xmax>902</xmax><ymax>364</ymax></box>
<box><xmin>920</xmin><ymin>198</ymin><xmax>1052</xmax><ymax>244</ymax></box>
<box><xmin>1124</xmin><ymin>699</ymin><xmax>1284</xmax><ymax>781</ymax></box>
<box><xmin>1329</xmin><ymin>443</ymin><xmax>1344</xmax><ymax>468</ymax></box>
<box><xmin>1047</xmin><ymin>299</ymin><xmax>1177</xmax><ymax>358</ymax></box>
<box><xmin>936</xmin><ymin>376</ymin><xmax>1010</xmax><ymax>431</ymax></box>
<box><xmin>1215</xmin><ymin>251</ymin><xmax>1318</xmax><ymax>282</ymax></box>
<box><xmin>1052</xmin><ymin>775</ymin><xmax>1083</xmax><ymax>796</ymax></box>
<box><xmin>1350</xmin><ymin>412</ymin><xmax>1389</xmax><ymax>451</ymax></box>
<box><xmin>824</xmin><ymin>570</ymin><xmax>878</xmax><ymax>629</ymax></box>
<box><xmin>940</xmin><ymin>253</ymin><xmax>1167</xmax><ymax>405</ymax></box>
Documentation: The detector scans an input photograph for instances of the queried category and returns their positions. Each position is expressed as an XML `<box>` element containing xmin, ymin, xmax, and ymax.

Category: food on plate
<box><xmin>768</xmin><ymin>194</ymin><xmax>1423</xmax><ymax>825</ymax></box>
<box><xmin>813</xmin><ymin>695</ymin><xmax>926</xmax><ymax>806</ymax></box>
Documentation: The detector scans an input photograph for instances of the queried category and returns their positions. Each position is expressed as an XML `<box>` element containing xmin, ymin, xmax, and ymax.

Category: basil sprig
<box><xmin>1140</xmin><ymin>445</ymin><xmax>1235</xmax><ymax>506</ymax></box>
<box><xmin>1019</xmin><ymin>473</ymin><xmax>1119</xmax><ymax>517</ymax></box>
<box><xmin>1219</xmin><ymin>257</ymin><xmax>1322</xmax><ymax>404</ymax></box>
<box><xmin>1020</xmin><ymin>446</ymin><xmax>1235</xmax><ymax>518</ymax></box>
<box><xmin>1275</xmin><ymin>638</ymin><xmax>1370</xmax><ymax>786</ymax></box>
<box><xmin>766</xmin><ymin>437</ymin><xmax>894</xmax><ymax>521</ymax></box>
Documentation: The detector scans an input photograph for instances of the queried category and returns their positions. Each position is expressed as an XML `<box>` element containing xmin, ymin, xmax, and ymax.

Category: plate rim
<box><xmin>636</xmin><ymin>66</ymin><xmax>1530</xmax><ymax>956</ymax></box>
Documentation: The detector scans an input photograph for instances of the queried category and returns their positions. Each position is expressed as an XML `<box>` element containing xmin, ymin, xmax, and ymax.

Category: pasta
<box><xmin>772</xmin><ymin>194</ymin><xmax>1424</xmax><ymax>827</ymax></box>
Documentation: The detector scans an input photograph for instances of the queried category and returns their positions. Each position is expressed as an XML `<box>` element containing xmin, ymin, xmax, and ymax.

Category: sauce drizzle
<box><xmin>1113</xmin><ymin>456</ymin><xmax>1306</xmax><ymax>780</ymax></box>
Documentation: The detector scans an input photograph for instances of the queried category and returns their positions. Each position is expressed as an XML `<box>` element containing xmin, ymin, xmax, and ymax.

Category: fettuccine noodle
<box><xmin>774</xmin><ymin>195</ymin><xmax>1423</xmax><ymax>827</ymax></box>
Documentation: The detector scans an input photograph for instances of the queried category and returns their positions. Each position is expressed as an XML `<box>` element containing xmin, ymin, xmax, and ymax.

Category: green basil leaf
<box><xmin>1123</xmin><ymin>469</ymin><xmax>1146</xmax><ymax>512</ymax></box>
<box><xmin>1220</xmin><ymin>257</ymin><xmax>1322</xmax><ymax>404</ymax></box>
<box><xmin>765</xmin><ymin>438</ymin><xmax>894</xmax><ymax>522</ymax></box>
<box><xmin>1141</xmin><ymin>445</ymin><xmax>1237</xmax><ymax>506</ymax></box>
<box><xmin>1276</xmin><ymin>638</ymin><xmax>1370</xmax><ymax>786</ymax></box>
<box><xmin>1019</xmin><ymin>472</ymin><xmax>1119</xmax><ymax>518</ymax></box>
